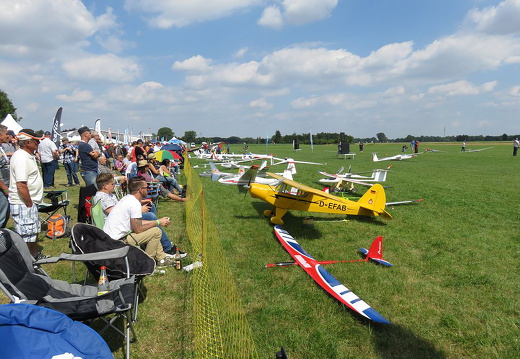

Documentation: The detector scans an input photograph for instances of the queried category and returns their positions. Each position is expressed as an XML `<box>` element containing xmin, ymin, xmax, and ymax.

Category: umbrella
<box><xmin>161</xmin><ymin>143</ymin><xmax>183</xmax><ymax>151</ymax></box>
<box><xmin>154</xmin><ymin>150</ymin><xmax>182</xmax><ymax>162</ymax></box>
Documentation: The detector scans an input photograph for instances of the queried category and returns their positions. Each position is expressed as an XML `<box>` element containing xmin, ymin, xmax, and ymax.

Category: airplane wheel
<box><xmin>263</xmin><ymin>209</ymin><xmax>272</xmax><ymax>217</ymax></box>
<box><xmin>270</xmin><ymin>217</ymin><xmax>284</xmax><ymax>225</ymax></box>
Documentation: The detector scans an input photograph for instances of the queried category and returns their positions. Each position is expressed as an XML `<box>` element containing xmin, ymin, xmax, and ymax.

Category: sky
<box><xmin>1</xmin><ymin>0</ymin><xmax>519</xmax><ymax>139</ymax></box>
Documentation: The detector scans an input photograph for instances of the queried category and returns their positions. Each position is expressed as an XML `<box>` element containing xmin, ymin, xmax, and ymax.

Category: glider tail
<box><xmin>372</xmin><ymin>153</ymin><xmax>379</xmax><ymax>162</ymax></box>
<box><xmin>357</xmin><ymin>184</ymin><xmax>392</xmax><ymax>220</ymax></box>
<box><xmin>210</xmin><ymin>162</ymin><xmax>221</xmax><ymax>181</ymax></box>
<box><xmin>373</xmin><ymin>169</ymin><xmax>388</xmax><ymax>182</ymax></box>
<box><xmin>239</xmin><ymin>165</ymin><xmax>259</xmax><ymax>184</ymax></box>
<box><xmin>360</xmin><ymin>236</ymin><xmax>393</xmax><ymax>266</ymax></box>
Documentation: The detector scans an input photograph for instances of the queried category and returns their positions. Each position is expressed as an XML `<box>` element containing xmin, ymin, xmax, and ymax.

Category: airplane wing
<box><xmin>273</xmin><ymin>226</ymin><xmax>391</xmax><ymax>324</ymax></box>
<box><xmin>267</xmin><ymin>172</ymin><xmax>342</xmax><ymax>200</ymax></box>
<box><xmin>386</xmin><ymin>199</ymin><xmax>424</xmax><ymax>206</ymax></box>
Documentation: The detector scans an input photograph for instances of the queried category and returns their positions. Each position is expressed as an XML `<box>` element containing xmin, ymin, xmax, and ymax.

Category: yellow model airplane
<box><xmin>249</xmin><ymin>173</ymin><xmax>392</xmax><ymax>225</ymax></box>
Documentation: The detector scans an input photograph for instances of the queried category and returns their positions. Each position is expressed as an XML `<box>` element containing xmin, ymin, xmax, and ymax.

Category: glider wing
<box><xmin>273</xmin><ymin>225</ymin><xmax>390</xmax><ymax>324</ymax></box>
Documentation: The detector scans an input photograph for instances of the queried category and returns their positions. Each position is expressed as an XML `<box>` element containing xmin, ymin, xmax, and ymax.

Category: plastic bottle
<box><xmin>97</xmin><ymin>266</ymin><xmax>109</xmax><ymax>295</ymax></box>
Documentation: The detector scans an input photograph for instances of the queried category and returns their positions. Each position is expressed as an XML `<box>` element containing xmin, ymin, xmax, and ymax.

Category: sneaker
<box><xmin>156</xmin><ymin>257</ymin><xmax>175</xmax><ymax>268</ymax></box>
<box><xmin>165</xmin><ymin>245</ymin><xmax>187</xmax><ymax>259</ymax></box>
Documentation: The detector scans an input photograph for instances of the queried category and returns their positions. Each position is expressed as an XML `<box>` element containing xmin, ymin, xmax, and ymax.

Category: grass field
<box><xmin>194</xmin><ymin>142</ymin><xmax>519</xmax><ymax>359</ymax></box>
<box><xmin>2</xmin><ymin>141</ymin><xmax>519</xmax><ymax>358</ymax></box>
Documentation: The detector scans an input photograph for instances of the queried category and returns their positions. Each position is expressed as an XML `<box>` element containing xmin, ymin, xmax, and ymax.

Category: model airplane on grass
<box><xmin>372</xmin><ymin>153</ymin><xmax>416</xmax><ymax>162</ymax></box>
<box><xmin>319</xmin><ymin>168</ymin><xmax>390</xmax><ymax>193</ymax></box>
<box><xmin>249</xmin><ymin>173</ymin><xmax>392</xmax><ymax>225</ymax></box>
<box><xmin>209</xmin><ymin>161</ymin><xmax>294</xmax><ymax>186</ymax></box>
<box><xmin>321</xmin><ymin>188</ymin><xmax>424</xmax><ymax>206</ymax></box>
<box><xmin>463</xmin><ymin>147</ymin><xmax>494</xmax><ymax>153</ymax></box>
<box><xmin>266</xmin><ymin>226</ymin><xmax>392</xmax><ymax>324</ymax></box>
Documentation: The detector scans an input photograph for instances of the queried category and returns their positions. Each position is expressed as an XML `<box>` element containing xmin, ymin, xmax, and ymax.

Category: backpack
<box><xmin>46</xmin><ymin>214</ymin><xmax>70</xmax><ymax>240</ymax></box>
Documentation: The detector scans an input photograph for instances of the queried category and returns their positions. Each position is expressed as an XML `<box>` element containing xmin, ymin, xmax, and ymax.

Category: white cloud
<box><xmin>62</xmin><ymin>54</ymin><xmax>141</xmax><ymax>82</ymax></box>
<box><xmin>509</xmin><ymin>85</ymin><xmax>520</xmax><ymax>96</ymax></box>
<box><xmin>124</xmin><ymin>0</ymin><xmax>261</xmax><ymax>28</ymax></box>
<box><xmin>249</xmin><ymin>98</ymin><xmax>273</xmax><ymax>109</ymax></box>
<box><xmin>428</xmin><ymin>80</ymin><xmax>497</xmax><ymax>96</ymax></box>
<box><xmin>465</xmin><ymin>0</ymin><xmax>520</xmax><ymax>35</ymax></box>
<box><xmin>172</xmin><ymin>55</ymin><xmax>213</xmax><ymax>72</ymax></box>
<box><xmin>282</xmin><ymin>0</ymin><xmax>338</xmax><ymax>25</ymax></box>
<box><xmin>0</xmin><ymin>0</ymin><xmax>115</xmax><ymax>58</ymax></box>
<box><xmin>234</xmin><ymin>47</ymin><xmax>249</xmax><ymax>58</ymax></box>
<box><xmin>57</xmin><ymin>88</ymin><xmax>93</xmax><ymax>102</ymax></box>
<box><xmin>258</xmin><ymin>6</ymin><xmax>284</xmax><ymax>29</ymax></box>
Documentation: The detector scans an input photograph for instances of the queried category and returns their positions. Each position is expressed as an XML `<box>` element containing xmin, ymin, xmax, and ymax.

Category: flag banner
<box><xmin>51</xmin><ymin>107</ymin><xmax>62</xmax><ymax>147</ymax></box>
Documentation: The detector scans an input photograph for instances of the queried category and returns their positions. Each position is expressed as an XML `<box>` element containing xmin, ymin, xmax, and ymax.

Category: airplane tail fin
<box><xmin>357</xmin><ymin>184</ymin><xmax>392</xmax><ymax>219</ymax></box>
<box><xmin>372</xmin><ymin>153</ymin><xmax>379</xmax><ymax>162</ymax></box>
<box><xmin>359</xmin><ymin>236</ymin><xmax>393</xmax><ymax>266</ymax></box>
<box><xmin>282</xmin><ymin>168</ymin><xmax>294</xmax><ymax>181</ymax></box>
<box><xmin>210</xmin><ymin>162</ymin><xmax>221</xmax><ymax>181</ymax></box>
<box><xmin>239</xmin><ymin>165</ymin><xmax>259</xmax><ymax>184</ymax></box>
<box><xmin>373</xmin><ymin>169</ymin><xmax>388</xmax><ymax>182</ymax></box>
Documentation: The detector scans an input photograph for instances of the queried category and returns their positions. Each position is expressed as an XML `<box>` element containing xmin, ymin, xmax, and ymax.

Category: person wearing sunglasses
<box><xmin>8</xmin><ymin>129</ymin><xmax>45</xmax><ymax>258</ymax></box>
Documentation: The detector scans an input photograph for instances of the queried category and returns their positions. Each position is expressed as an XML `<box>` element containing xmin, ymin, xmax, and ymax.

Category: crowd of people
<box><xmin>0</xmin><ymin>124</ymin><xmax>187</xmax><ymax>267</ymax></box>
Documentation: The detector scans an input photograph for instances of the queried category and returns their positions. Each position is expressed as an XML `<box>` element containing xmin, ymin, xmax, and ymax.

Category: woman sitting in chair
<box><xmin>136</xmin><ymin>160</ymin><xmax>185</xmax><ymax>202</ymax></box>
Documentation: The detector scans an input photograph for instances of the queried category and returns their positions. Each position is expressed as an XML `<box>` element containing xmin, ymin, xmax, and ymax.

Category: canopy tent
<box><xmin>1</xmin><ymin>114</ymin><xmax>22</xmax><ymax>134</ymax></box>
<box><xmin>168</xmin><ymin>137</ymin><xmax>186</xmax><ymax>145</ymax></box>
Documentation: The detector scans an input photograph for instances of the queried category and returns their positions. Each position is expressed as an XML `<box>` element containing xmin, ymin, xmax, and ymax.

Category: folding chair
<box><xmin>90</xmin><ymin>200</ymin><xmax>105</xmax><ymax>229</ymax></box>
<box><xmin>0</xmin><ymin>228</ymin><xmax>136</xmax><ymax>359</ymax></box>
<box><xmin>146</xmin><ymin>181</ymin><xmax>161</xmax><ymax>208</ymax></box>
<box><xmin>38</xmin><ymin>190</ymin><xmax>69</xmax><ymax>228</ymax></box>
<box><xmin>70</xmin><ymin>223</ymin><xmax>155</xmax><ymax>322</ymax></box>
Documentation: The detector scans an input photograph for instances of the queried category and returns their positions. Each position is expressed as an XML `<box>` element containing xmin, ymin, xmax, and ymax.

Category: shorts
<box><xmin>10</xmin><ymin>203</ymin><xmax>40</xmax><ymax>242</ymax></box>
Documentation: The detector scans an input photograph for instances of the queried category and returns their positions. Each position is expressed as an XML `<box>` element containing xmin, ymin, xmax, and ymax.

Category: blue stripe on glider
<box><xmin>362</xmin><ymin>308</ymin><xmax>391</xmax><ymax>324</ymax></box>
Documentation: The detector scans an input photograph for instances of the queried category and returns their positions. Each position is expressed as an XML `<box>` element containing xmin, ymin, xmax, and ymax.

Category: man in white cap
<box><xmin>8</xmin><ymin>129</ymin><xmax>44</xmax><ymax>257</ymax></box>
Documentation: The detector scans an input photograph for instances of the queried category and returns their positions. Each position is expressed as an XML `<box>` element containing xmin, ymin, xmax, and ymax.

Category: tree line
<box><xmin>2</xmin><ymin>89</ymin><xmax>518</xmax><ymax>143</ymax></box>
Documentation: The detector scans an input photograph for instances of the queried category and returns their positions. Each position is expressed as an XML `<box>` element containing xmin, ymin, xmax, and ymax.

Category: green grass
<box><xmin>2</xmin><ymin>142</ymin><xmax>520</xmax><ymax>358</ymax></box>
<box><xmin>194</xmin><ymin>142</ymin><xmax>520</xmax><ymax>359</ymax></box>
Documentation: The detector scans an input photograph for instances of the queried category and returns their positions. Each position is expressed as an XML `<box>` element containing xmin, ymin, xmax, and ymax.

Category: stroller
<box><xmin>0</xmin><ymin>228</ymin><xmax>137</xmax><ymax>359</ymax></box>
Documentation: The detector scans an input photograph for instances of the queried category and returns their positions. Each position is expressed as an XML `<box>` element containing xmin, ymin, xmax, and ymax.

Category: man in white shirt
<box><xmin>103</xmin><ymin>176</ymin><xmax>177</xmax><ymax>267</ymax></box>
<box><xmin>9</xmin><ymin>129</ymin><xmax>44</xmax><ymax>257</ymax></box>
<box><xmin>38</xmin><ymin>131</ymin><xmax>59</xmax><ymax>188</ymax></box>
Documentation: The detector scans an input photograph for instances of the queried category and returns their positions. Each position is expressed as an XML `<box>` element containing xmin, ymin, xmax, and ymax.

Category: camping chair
<box><xmin>38</xmin><ymin>190</ymin><xmax>70</xmax><ymax>228</ymax></box>
<box><xmin>77</xmin><ymin>184</ymin><xmax>98</xmax><ymax>224</ymax></box>
<box><xmin>146</xmin><ymin>181</ymin><xmax>161</xmax><ymax>207</ymax></box>
<box><xmin>0</xmin><ymin>228</ymin><xmax>136</xmax><ymax>359</ymax></box>
<box><xmin>0</xmin><ymin>303</ymin><xmax>113</xmax><ymax>359</ymax></box>
<box><xmin>70</xmin><ymin>223</ymin><xmax>155</xmax><ymax>322</ymax></box>
<box><xmin>90</xmin><ymin>200</ymin><xmax>105</xmax><ymax>229</ymax></box>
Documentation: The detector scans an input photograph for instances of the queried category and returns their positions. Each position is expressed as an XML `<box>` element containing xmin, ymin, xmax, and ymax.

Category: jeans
<box><xmin>80</xmin><ymin>170</ymin><xmax>98</xmax><ymax>187</ymax></box>
<box><xmin>142</xmin><ymin>211</ymin><xmax>172</xmax><ymax>252</ymax></box>
<box><xmin>0</xmin><ymin>193</ymin><xmax>9</xmax><ymax>228</ymax></box>
<box><xmin>41</xmin><ymin>161</ymin><xmax>56</xmax><ymax>187</ymax></box>
<box><xmin>157</xmin><ymin>175</ymin><xmax>182</xmax><ymax>193</ymax></box>
<box><xmin>64</xmin><ymin>162</ymin><xmax>80</xmax><ymax>185</ymax></box>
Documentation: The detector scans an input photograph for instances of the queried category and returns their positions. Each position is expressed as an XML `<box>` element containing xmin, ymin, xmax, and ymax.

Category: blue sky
<box><xmin>1</xmin><ymin>0</ymin><xmax>519</xmax><ymax>139</ymax></box>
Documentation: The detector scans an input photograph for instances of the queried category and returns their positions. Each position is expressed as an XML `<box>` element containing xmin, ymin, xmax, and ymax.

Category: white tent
<box><xmin>1</xmin><ymin>114</ymin><xmax>22</xmax><ymax>134</ymax></box>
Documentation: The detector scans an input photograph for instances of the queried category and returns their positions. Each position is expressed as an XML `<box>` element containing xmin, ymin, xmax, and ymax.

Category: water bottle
<box><xmin>98</xmin><ymin>266</ymin><xmax>109</xmax><ymax>295</ymax></box>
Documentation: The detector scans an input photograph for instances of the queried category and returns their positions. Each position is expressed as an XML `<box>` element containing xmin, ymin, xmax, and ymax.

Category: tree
<box><xmin>376</xmin><ymin>132</ymin><xmax>388</xmax><ymax>142</ymax></box>
<box><xmin>273</xmin><ymin>130</ymin><xmax>282</xmax><ymax>144</ymax></box>
<box><xmin>157</xmin><ymin>127</ymin><xmax>174</xmax><ymax>141</ymax></box>
<box><xmin>183</xmin><ymin>131</ymin><xmax>197</xmax><ymax>143</ymax></box>
<box><xmin>0</xmin><ymin>89</ymin><xmax>18</xmax><ymax>121</ymax></box>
